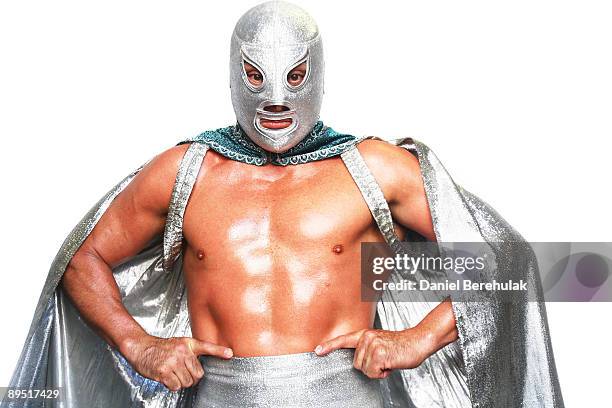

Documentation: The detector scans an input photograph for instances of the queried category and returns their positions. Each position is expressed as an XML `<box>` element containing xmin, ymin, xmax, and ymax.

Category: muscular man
<box><xmin>62</xmin><ymin>102</ymin><xmax>455</xmax><ymax>377</ymax></box>
<box><xmin>5</xmin><ymin>2</ymin><xmax>563</xmax><ymax>408</ymax></box>
<box><xmin>59</xmin><ymin>3</ymin><xmax>459</xmax><ymax>406</ymax></box>
<box><xmin>61</xmin><ymin>60</ymin><xmax>457</xmax><ymax>408</ymax></box>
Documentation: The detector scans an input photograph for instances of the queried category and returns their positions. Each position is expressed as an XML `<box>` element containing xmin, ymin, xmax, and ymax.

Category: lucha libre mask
<box><xmin>229</xmin><ymin>1</ymin><xmax>324</xmax><ymax>153</ymax></box>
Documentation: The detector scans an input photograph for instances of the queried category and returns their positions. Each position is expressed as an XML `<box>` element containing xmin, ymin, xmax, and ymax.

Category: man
<box><xmin>3</xmin><ymin>1</ymin><xmax>563</xmax><ymax>408</ymax></box>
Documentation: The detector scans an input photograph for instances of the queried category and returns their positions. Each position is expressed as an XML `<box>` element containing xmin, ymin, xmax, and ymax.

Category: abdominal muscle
<box><xmin>182</xmin><ymin>236</ymin><xmax>379</xmax><ymax>357</ymax></box>
<box><xmin>179</xmin><ymin>152</ymin><xmax>393</xmax><ymax>357</ymax></box>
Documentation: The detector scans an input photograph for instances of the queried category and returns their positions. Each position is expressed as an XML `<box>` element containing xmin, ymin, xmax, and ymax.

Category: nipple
<box><xmin>332</xmin><ymin>244</ymin><xmax>344</xmax><ymax>255</ymax></box>
<box><xmin>196</xmin><ymin>250</ymin><xmax>205</xmax><ymax>260</ymax></box>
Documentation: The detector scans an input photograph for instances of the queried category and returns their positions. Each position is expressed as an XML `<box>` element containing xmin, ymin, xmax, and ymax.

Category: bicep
<box><xmin>359</xmin><ymin>141</ymin><xmax>436</xmax><ymax>242</ymax></box>
<box><xmin>390</xmin><ymin>175</ymin><xmax>436</xmax><ymax>242</ymax></box>
<box><xmin>75</xmin><ymin>144</ymin><xmax>189</xmax><ymax>268</ymax></box>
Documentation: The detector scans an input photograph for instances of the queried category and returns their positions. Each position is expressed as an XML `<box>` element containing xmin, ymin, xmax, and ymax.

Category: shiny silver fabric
<box><xmin>163</xmin><ymin>143</ymin><xmax>209</xmax><ymax>273</ymax></box>
<box><xmin>3</xmin><ymin>137</ymin><xmax>563</xmax><ymax>408</ymax></box>
<box><xmin>230</xmin><ymin>1</ymin><xmax>324</xmax><ymax>153</ymax></box>
<box><xmin>2</xmin><ymin>145</ymin><xmax>204</xmax><ymax>408</ymax></box>
<box><xmin>353</xmin><ymin>138</ymin><xmax>563</xmax><ymax>407</ymax></box>
<box><xmin>341</xmin><ymin>148</ymin><xmax>404</xmax><ymax>254</ymax></box>
<box><xmin>194</xmin><ymin>350</ymin><xmax>383</xmax><ymax>407</ymax></box>
<box><xmin>342</xmin><ymin>146</ymin><xmax>472</xmax><ymax>408</ymax></box>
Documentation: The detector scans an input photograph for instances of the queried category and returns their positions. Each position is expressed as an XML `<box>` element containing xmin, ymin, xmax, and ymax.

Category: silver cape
<box><xmin>2</xmin><ymin>137</ymin><xmax>563</xmax><ymax>408</ymax></box>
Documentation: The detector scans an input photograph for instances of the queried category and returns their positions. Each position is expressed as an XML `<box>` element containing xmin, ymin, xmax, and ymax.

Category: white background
<box><xmin>1</xmin><ymin>1</ymin><xmax>610</xmax><ymax>406</ymax></box>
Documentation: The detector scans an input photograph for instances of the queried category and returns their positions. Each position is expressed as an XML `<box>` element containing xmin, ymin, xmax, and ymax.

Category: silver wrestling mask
<box><xmin>230</xmin><ymin>1</ymin><xmax>324</xmax><ymax>153</ymax></box>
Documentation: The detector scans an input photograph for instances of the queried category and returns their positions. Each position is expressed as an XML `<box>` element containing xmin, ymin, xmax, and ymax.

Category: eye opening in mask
<box><xmin>284</xmin><ymin>53</ymin><xmax>310</xmax><ymax>92</ymax></box>
<box><xmin>241</xmin><ymin>54</ymin><xmax>265</xmax><ymax>92</ymax></box>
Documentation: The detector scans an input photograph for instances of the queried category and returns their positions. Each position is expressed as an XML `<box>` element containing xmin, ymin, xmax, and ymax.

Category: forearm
<box><xmin>412</xmin><ymin>298</ymin><xmax>459</xmax><ymax>358</ymax></box>
<box><xmin>61</xmin><ymin>247</ymin><xmax>148</xmax><ymax>353</ymax></box>
<box><xmin>61</xmin><ymin>247</ymin><xmax>231</xmax><ymax>392</ymax></box>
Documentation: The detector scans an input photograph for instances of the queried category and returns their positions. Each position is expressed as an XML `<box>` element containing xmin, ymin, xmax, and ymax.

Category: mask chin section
<box><xmin>253</xmin><ymin>118</ymin><xmax>300</xmax><ymax>154</ymax></box>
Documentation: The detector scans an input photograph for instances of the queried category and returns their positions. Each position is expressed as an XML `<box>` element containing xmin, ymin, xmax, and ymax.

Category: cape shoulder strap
<box><xmin>162</xmin><ymin>142</ymin><xmax>209</xmax><ymax>272</ymax></box>
<box><xmin>162</xmin><ymin>141</ymin><xmax>399</xmax><ymax>271</ymax></box>
<box><xmin>340</xmin><ymin>145</ymin><xmax>403</xmax><ymax>253</ymax></box>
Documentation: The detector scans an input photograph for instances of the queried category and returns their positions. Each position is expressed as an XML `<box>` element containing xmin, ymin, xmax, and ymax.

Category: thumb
<box><xmin>188</xmin><ymin>338</ymin><xmax>233</xmax><ymax>359</ymax></box>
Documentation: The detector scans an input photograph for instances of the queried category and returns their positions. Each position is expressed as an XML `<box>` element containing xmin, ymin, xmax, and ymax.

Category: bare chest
<box><xmin>179</xmin><ymin>154</ymin><xmax>384</xmax><ymax>350</ymax></box>
<box><xmin>182</xmin><ymin>155</ymin><xmax>381</xmax><ymax>263</ymax></box>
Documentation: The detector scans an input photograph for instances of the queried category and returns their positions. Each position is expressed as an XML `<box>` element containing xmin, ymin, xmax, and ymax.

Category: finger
<box><xmin>185</xmin><ymin>355</ymin><xmax>205</xmax><ymax>382</ymax></box>
<box><xmin>174</xmin><ymin>363</ymin><xmax>195</xmax><ymax>388</ymax></box>
<box><xmin>315</xmin><ymin>331</ymin><xmax>363</xmax><ymax>356</ymax></box>
<box><xmin>189</xmin><ymin>339</ymin><xmax>233</xmax><ymax>359</ymax></box>
<box><xmin>181</xmin><ymin>358</ymin><xmax>200</xmax><ymax>386</ymax></box>
<box><xmin>364</xmin><ymin>346</ymin><xmax>387</xmax><ymax>379</ymax></box>
<box><xmin>361</xmin><ymin>344</ymin><xmax>375</xmax><ymax>377</ymax></box>
<box><xmin>353</xmin><ymin>334</ymin><xmax>368</xmax><ymax>371</ymax></box>
<box><xmin>162</xmin><ymin>372</ymin><xmax>182</xmax><ymax>392</ymax></box>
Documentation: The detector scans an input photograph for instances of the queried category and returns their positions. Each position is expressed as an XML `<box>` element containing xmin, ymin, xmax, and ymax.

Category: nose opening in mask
<box><xmin>263</xmin><ymin>105</ymin><xmax>290</xmax><ymax>113</ymax></box>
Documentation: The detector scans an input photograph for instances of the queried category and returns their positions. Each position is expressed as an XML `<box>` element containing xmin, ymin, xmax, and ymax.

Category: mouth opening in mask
<box><xmin>260</xmin><ymin>118</ymin><xmax>293</xmax><ymax>130</ymax></box>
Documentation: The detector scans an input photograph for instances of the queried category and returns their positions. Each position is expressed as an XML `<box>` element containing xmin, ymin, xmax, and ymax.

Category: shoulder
<box><xmin>356</xmin><ymin>138</ymin><xmax>419</xmax><ymax>170</ymax></box>
<box><xmin>355</xmin><ymin>138</ymin><xmax>422</xmax><ymax>203</ymax></box>
<box><xmin>137</xmin><ymin>143</ymin><xmax>191</xmax><ymax>185</ymax></box>
<box><xmin>126</xmin><ymin>143</ymin><xmax>193</xmax><ymax>212</ymax></box>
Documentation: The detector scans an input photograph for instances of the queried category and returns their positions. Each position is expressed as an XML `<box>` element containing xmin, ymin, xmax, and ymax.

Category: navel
<box><xmin>332</xmin><ymin>244</ymin><xmax>344</xmax><ymax>255</ymax></box>
<box><xmin>196</xmin><ymin>249</ymin><xmax>205</xmax><ymax>260</ymax></box>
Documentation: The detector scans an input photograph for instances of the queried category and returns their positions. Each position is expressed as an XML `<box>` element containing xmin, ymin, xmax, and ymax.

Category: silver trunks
<box><xmin>194</xmin><ymin>349</ymin><xmax>384</xmax><ymax>408</ymax></box>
